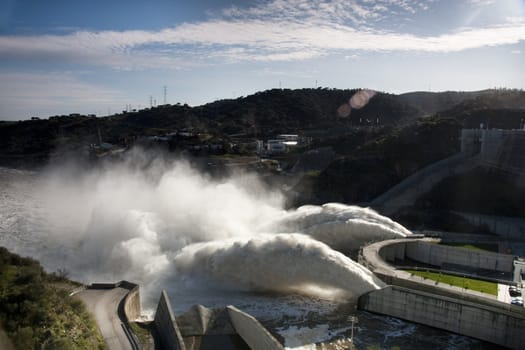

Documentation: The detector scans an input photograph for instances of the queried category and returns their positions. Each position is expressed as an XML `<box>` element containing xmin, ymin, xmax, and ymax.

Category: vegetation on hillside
<box><xmin>293</xmin><ymin>117</ymin><xmax>461</xmax><ymax>205</ymax></box>
<box><xmin>2</xmin><ymin>87</ymin><xmax>525</xmax><ymax>218</ymax></box>
<box><xmin>414</xmin><ymin>167</ymin><xmax>525</xmax><ymax>218</ymax></box>
<box><xmin>0</xmin><ymin>247</ymin><xmax>106</xmax><ymax>350</ymax></box>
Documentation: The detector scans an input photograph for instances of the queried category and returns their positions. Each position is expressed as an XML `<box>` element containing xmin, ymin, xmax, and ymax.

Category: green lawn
<box><xmin>406</xmin><ymin>269</ymin><xmax>498</xmax><ymax>296</ymax></box>
<box><xmin>440</xmin><ymin>243</ymin><xmax>499</xmax><ymax>253</ymax></box>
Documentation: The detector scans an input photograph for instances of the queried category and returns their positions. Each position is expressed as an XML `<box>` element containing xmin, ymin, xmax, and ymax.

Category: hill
<box><xmin>399</xmin><ymin>89</ymin><xmax>525</xmax><ymax>116</ymax></box>
<box><xmin>0</xmin><ymin>88</ymin><xmax>422</xmax><ymax>167</ymax></box>
<box><xmin>0</xmin><ymin>247</ymin><xmax>105</xmax><ymax>349</ymax></box>
<box><xmin>291</xmin><ymin>117</ymin><xmax>461</xmax><ymax>205</ymax></box>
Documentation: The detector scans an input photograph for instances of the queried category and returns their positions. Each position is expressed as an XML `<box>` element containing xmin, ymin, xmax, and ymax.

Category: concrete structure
<box><xmin>359</xmin><ymin>238</ymin><xmax>525</xmax><ymax>349</ymax></box>
<box><xmin>277</xmin><ymin>134</ymin><xmax>299</xmax><ymax>147</ymax></box>
<box><xmin>514</xmin><ymin>259</ymin><xmax>525</xmax><ymax>284</ymax></box>
<box><xmin>359</xmin><ymin>285</ymin><xmax>525</xmax><ymax>349</ymax></box>
<box><xmin>120</xmin><ymin>281</ymin><xmax>141</xmax><ymax>321</ymax></box>
<box><xmin>453</xmin><ymin>211</ymin><xmax>525</xmax><ymax>240</ymax></box>
<box><xmin>154</xmin><ymin>291</ymin><xmax>186</xmax><ymax>350</ymax></box>
<box><xmin>460</xmin><ymin>129</ymin><xmax>483</xmax><ymax>155</ymax></box>
<box><xmin>266</xmin><ymin>140</ymin><xmax>287</xmax><ymax>154</ymax></box>
<box><xmin>152</xmin><ymin>290</ymin><xmax>281</xmax><ymax>350</ymax></box>
<box><xmin>227</xmin><ymin>306</ymin><xmax>284</xmax><ymax>350</ymax></box>
<box><xmin>378</xmin><ymin>239</ymin><xmax>515</xmax><ymax>273</ymax></box>
<box><xmin>76</xmin><ymin>281</ymin><xmax>141</xmax><ymax>350</ymax></box>
<box><xmin>460</xmin><ymin>128</ymin><xmax>525</xmax><ymax>175</ymax></box>
<box><xmin>372</xmin><ymin>128</ymin><xmax>525</xmax><ymax>215</ymax></box>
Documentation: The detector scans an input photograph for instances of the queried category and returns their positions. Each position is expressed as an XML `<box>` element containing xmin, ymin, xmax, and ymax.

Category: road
<box><xmin>75</xmin><ymin>287</ymin><xmax>134</xmax><ymax>350</ymax></box>
<box><xmin>497</xmin><ymin>283</ymin><xmax>524</xmax><ymax>306</ymax></box>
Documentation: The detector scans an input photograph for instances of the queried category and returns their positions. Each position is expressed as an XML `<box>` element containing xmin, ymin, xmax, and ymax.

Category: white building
<box><xmin>267</xmin><ymin>139</ymin><xmax>287</xmax><ymax>154</ymax></box>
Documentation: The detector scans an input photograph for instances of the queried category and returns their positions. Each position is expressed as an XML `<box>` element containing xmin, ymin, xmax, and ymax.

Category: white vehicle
<box><xmin>511</xmin><ymin>296</ymin><xmax>524</xmax><ymax>306</ymax></box>
<box><xmin>509</xmin><ymin>286</ymin><xmax>522</xmax><ymax>297</ymax></box>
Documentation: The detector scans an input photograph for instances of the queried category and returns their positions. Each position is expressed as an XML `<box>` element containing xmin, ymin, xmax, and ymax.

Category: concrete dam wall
<box><xmin>358</xmin><ymin>238</ymin><xmax>525</xmax><ymax>349</ymax></box>
<box><xmin>359</xmin><ymin>285</ymin><xmax>525</xmax><ymax>349</ymax></box>
<box><xmin>379</xmin><ymin>239</ymin><xmax>515</xmax><ymax>273</ymax></box>
<box><xmin>154</xmin><ymin>291</ymin><xmax>186</xmax><ymax>350</ymax></box>
<box><xmin>152</xmin><ymin>290</ymin><xmax>283</xmax><ymax>350</ymax></box>
<box><xmin>227</xmin><ymin>306</ymin><xmax>284</xmax><ymax>350</ymax></box>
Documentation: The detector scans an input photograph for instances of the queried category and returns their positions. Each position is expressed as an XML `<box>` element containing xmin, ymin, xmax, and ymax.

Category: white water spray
<box><xmin>267</xmin><ymin>203</ymin><xmax>411</xmax><ymax>253</ymax></box>
<box><xmin>174</xmin><ymin>233</ymin><xmax>384</xmax><ymax>300</ymax></box>
<box><xmin>0</xmin><ymin>153</ymin><xmax>409</xmax><ymax>304</ymax></box>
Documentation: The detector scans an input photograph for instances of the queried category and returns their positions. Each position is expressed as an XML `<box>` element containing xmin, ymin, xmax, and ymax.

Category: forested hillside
<box><xmin>0</xmin><ymin>247</ymin><xmax>105</xmax><ymax>349</ymax></box>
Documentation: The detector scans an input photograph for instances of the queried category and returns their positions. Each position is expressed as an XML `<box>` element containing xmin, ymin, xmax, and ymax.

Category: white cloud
<box><xmin>1</xmin><ymin>0</ymin><xmax>525</xmax><ymax>68</ymax></box>
<box><xmin>468</xmin><ymin>0</ymin><xmax>496</xmax><ymax>6</ymax></box>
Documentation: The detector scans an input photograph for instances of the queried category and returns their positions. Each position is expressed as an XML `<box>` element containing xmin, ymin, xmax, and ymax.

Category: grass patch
<box><xmin>0</xmin><ymin>247</ymin><xmax>106</xmax><ymax>349</ymax></box>
<box><xmin>406</xmin><ymin>270</ymin><xmax>498</xmax><ymax>296</ymax></box>
<box><xmin>440</xmin><ymin>243</ymin><xmax>499</xmax><ymax>253</ymax></box>
<box><xmin>129</xmin><ymin>322</ymin><xmax>152</xmax><ymax>347</ymax></box>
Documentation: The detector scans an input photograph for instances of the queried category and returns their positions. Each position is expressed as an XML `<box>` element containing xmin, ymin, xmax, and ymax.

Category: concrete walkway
<box><xmin>498</xmin><ymin>284</ymin><xmax>512</xmax><ymax>304</ymax></box>
<box><xmin>75</xmin><ymin>287</ymin><xmax>134</xmax><ymax>350</ymax></box>
<box><xmin>497</xmin><ymin>283</ymin><xmax>525</xmax><ymax>306</ymax></box>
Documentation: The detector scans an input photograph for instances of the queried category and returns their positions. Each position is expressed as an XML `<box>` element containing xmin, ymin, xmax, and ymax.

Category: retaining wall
<box><xmin>89</xmin><ymin>281</ymin><xmax>141</xmax><ymax>321</ymax></box>
<box><xmin>154</xmin><ymin>290</ymin><xmax>186</xmax><ymax>350</ymax></box>
<box><xmin>379</xmin><ymin>240</ymin><xmax>515</xmax><ymax>272</ymax></box>
<box><xmin>121</xmin><ymin>282</ymin><xmax>141</xmax><ymax>321</ymax></box>
<box><xmin>453</xmin><ymin>212</ymin><xmax>525</xmax><ymax>240</ymax></box>
<box><xmin>227</xmin><ymin>306</ymin><xmax>284</xmax><ymax>350</ymax></box>
<box><xmin>359</xmin><ymin>286</ymin><xmax>525</xmax><ymax>349</ymax></box>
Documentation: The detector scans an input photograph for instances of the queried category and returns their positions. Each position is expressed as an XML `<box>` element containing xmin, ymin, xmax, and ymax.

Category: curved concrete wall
<box><xmin>90</xmin><ymin>281</ymin><xmax>142</xmax><ymax>321</ymax></box>
<box><xmin>378</xmin><ymin>239</ymin><xmax>515</xmax><ymax>273</ymax></box>
<box><xmin>121</xmin><ymin>282</ymin><xmax>141</xmax><ymax>321</ymax></box>
<box><xmin>359</xmin><ymin>239</ymin><xmax>525</xmax><ymax>349</ymax></box>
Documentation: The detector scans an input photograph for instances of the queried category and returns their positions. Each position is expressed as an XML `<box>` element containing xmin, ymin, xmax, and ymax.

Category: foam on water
<box><xmin>0</xmin><ymin>160</ymin><xmax>493</xmax><ymax>349</ymax></box>
<box><xmin>0</xmin><ymin>158</ymin><xmax>400</xmax><ymax>303</ymax></box>
<box><xmin>173</xmin><ymin>233</ymin><xmax>384</xmax><ymax>300</ymax></box>
<box><xmin>267</xmin><ymin>203</ymin><xmax>411</xmax><ymax>252</ymax></box>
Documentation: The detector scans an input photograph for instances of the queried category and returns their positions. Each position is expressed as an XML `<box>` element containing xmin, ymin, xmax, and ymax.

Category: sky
<box><xmin>0</xmin><ymin>0</ymin><xmax>524</xmax><ymax>120</ymax></box>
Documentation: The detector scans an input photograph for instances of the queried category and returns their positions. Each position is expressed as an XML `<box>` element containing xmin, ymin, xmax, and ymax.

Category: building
<box><xmin>460</xmin><ymin>128</ymin><xmax>525</xmax><ymax>174</ymax></box>
<box><xmin>266</xmin><ymin>140</ymin><xmax>287</xmax><ymax>154</ymax></box>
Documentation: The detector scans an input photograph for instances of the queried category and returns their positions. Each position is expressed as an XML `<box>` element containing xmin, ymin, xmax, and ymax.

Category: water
<box><xmin>0</xmin><ymin>163</ymin><xmax>500</xmax><ymax>349</ymax></box>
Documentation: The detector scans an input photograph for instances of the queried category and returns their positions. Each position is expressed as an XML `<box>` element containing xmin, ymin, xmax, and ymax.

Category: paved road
<box><xmin>497</xmin><ymin>283</ymin><xmax>524</xmax><ymax>305</ymax></box>
<box><xmin>75</xmin><ymin>287</ymin><xmax>133</xmax><ymax>350</ymax></box>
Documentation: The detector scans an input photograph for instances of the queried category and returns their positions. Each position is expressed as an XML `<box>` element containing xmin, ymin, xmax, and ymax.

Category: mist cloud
<box><xmin>1</xmin><ymin>150</ymin><xmax>410</xmax><ymax>306</ymax></box>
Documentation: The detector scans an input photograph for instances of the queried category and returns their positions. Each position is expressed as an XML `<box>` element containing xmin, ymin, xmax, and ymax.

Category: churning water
<box><xmin>0</xmin><ymin>158</ymin><xmax>497</xmax><ymax>349</ymax></box>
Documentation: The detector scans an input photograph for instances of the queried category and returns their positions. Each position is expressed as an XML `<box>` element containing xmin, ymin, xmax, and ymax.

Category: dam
<box><xmin>358</xmin><ymin>238</ymin><xmax>525</xmax><ymax>349</ymax></box>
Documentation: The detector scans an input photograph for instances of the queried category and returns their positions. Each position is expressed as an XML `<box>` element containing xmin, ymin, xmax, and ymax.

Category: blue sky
<box><xmin>1</xmin><ymin>0</ymin><xmax>524</xmax><ymax>120</ymax></box>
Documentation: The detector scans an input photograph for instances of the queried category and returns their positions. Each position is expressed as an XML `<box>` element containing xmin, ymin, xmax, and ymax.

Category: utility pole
<box><xmin>348</xmin><ymin>315</ymin><xmax>358</xmax><ymax>345</ymax></box>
